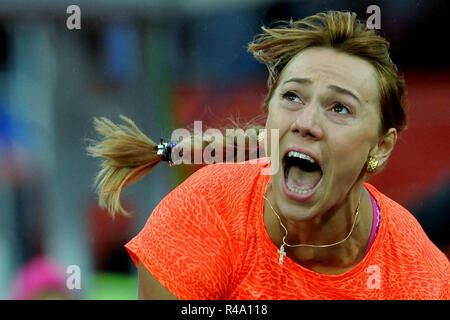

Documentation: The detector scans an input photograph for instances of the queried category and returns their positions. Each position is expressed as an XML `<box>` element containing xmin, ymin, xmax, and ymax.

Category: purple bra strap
<box><xmin>365</xmin><ymin>193</ymin><xmax>381</xmax><ymax>255</ymax></box>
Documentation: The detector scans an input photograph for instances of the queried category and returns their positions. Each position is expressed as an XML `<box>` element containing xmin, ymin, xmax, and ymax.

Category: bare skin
<box><xmin>263</xmin><ymin>47</ymin><xmax>397</xmax><ymax>274</ymax></box>
<box><xmin>138</xmin><ymin>261</ymin><xmax>177</xmax><ymax>299</ymax></box>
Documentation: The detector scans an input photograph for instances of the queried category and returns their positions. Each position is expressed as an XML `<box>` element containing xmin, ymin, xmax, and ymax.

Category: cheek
<box><xmin>265</xmin><ymin>110</ymin><xmax>291</xmax><ymax>157</ymax></box>
<box><xmin>264</xmin><ymin>116</ymin><xmax>276</xmax><ymax>158</ymax></box>
<box><xmin>329</xmin><ymin>130</ymin><xmax>373</xmax><ymax>174</ymax></box>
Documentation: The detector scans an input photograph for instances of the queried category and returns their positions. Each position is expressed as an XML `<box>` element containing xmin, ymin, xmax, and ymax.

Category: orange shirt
<box><xmin>125</xmin><ymin>158</ymin><xmax>449</xmax><ymax>299</ymax></box>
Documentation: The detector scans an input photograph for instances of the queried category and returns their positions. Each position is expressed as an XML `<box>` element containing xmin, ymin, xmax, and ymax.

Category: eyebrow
<box><xmin>283</xmin><ymin>77</ymin><xmax>312</xmax><ymax>86</ymax></box>
<box><xmin>328</xmin><ymin>85</ymin><xmax>361</xmax><ymax>104</ymax></box>
<box><xmin>282</xmin><ymin>77</ymin><xmax>361</xmax><ymax>104</ymax></box>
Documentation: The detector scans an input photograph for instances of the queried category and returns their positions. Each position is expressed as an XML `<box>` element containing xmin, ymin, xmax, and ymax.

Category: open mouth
<box><xmin>282</xmin><ymin>151</ymin><xmax>323</xmax><ymax>196</ymax></box>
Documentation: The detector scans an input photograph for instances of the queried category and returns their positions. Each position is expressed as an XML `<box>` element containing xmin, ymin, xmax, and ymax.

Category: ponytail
<box><xmin>87</xmin><ymin>115</ymin><xmax>265</xmax><ymax>217</ymax></box>
<box><xmin>86</xmin><ymin>115</ymin><xmax>161</xmax><ymax>217</ymax></box>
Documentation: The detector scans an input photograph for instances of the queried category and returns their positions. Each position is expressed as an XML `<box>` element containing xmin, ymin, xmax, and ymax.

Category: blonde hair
<box><xmin>87</xmin><ymin>115</ymin><xmax>264</xmax><ymax>217</ymax></box>
<box><xmin>87</xmin><ymin>11</ymin><xmax>407</xmax><ymax>217</ymax></box>
<box><xmin>86</xmin><ymin>116</ymin><xmax>159</xmax><ymax>216</ymax></box>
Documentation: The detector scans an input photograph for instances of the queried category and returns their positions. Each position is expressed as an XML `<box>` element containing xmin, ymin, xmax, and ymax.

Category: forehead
<box><xmin>279</xmin><ymin>47</ymin><xmax>379</xmax><ymax>103</ymax></box>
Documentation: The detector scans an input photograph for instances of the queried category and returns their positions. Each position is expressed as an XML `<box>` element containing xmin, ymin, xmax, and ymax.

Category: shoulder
<box><xmin>150</xmin><ymin>158</ymin><xmax>268</xmax><ymax>228</ymax></box>
<box><xmin>126</xmin><ymin>161</ymin><xmax>267</xmax><ymax>299</ymax></box>
<box><xmin>176</xmin><ymin>158</ymin><xmax>268</xmax><ymax>203</ymax></box>
<box><xmin>365</xmin><ymin>183</ymin><xmax>437</xmax><ymax>252</ymax></box>
<box><xmin>185</xmin><ymin>158</ymin><xmax>267</xmax><ymax>187</ymax></box>
<box><xmin>365</xmin><ymin>183</ymin><xmax>449</xmax><ymax>296</ymax></box>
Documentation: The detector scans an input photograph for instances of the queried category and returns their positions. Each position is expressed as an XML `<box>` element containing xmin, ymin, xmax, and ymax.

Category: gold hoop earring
<box><xmin>367</xmin><ymin>156</ymin><xmax>378</xmax><ymax>173</ymax></box>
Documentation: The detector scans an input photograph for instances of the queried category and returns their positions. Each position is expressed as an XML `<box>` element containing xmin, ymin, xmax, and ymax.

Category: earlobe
<box><xmin>367</xmin><ymin>156</ymin><xmax>379</xmax><ymax>173</ymax></box>
<box><xmin>370</xmin><ymin>128</ymin><xmax>397</xmax><ymax>171</ymax></box>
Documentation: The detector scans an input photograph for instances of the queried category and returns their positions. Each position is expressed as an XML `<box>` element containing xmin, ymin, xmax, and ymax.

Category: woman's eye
<box><xmin>331</xmin><ymin>103</ymin><xmax>351</xmax><ymax>115</ymax></box>
<box><xmin>282</xmin><ymin>91</ymin><xmax>302</xmax><ymax>103</ymax></box>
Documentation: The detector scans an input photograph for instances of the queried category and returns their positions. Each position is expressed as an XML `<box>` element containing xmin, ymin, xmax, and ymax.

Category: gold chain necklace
<box><xmin>263</xmin><ymin>185</ymin><xmax>360</xmax><ymax>265</ymax></box>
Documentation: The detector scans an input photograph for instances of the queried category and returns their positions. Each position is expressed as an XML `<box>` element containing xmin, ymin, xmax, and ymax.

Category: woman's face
<box><xmin>265</xmin><ymin>46</ymin><xmax>386</xmax><ymax>220</ymax></box>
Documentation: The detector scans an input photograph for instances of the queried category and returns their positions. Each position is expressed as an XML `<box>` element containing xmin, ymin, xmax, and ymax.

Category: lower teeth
<box><xmin>287</xmin><ymin>183</ymin><xmax>312</xmax><ymax>195</ymax></box>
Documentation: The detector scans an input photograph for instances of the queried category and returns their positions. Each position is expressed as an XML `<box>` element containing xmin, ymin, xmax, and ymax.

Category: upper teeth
<box><xmin>287</xmin><ymin>151</ymin><xmax>316</xmax><ymax>164</ymax></box>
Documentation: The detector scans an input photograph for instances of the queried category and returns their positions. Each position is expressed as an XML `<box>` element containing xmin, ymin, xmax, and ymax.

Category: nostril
<box><xmin>292</xmin><ymin>127</ymin><xmax>316</xmax><ymax>139</ymax></box>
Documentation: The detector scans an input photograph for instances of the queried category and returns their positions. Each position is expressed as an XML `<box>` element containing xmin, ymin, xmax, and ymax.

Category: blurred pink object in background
<box><xmin>9</xmin><ymin>256</ymin><xmax>70</xmax><ymax>300</ymax></box>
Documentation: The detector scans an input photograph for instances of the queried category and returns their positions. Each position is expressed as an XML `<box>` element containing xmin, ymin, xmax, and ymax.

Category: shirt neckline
<box><xmin>255</xmin><ymin>172</ymin><xmax>387</xmax><ymax>280</ymax></box>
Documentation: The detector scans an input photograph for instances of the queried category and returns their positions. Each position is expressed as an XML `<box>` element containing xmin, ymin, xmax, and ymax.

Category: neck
<box><xmin>263</xmin><ymin>182</ymin><xmax>373</xmax><ymax>273</ymax></box>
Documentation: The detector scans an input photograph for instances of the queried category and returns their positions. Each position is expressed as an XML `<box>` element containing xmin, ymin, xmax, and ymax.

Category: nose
<box><xmin>290</xmin><ymin>103</ymin><xmax>323</xmax><ymax>140</ymax></box>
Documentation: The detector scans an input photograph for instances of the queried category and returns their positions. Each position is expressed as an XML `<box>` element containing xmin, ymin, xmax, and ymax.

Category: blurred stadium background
<box><xmin>0</xmin><ymin>0</ymin><xmax>449</xmax><ymax>299</ymax></box>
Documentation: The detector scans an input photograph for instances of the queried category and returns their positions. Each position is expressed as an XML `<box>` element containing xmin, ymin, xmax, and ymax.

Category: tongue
<box><xmin>286</xmin><ymin>165</ymin><xmax>322</xmax><ymax>190</ymax></box>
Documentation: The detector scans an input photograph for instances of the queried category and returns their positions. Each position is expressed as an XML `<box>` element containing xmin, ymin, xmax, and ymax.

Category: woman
<box><xmin>87</xmin><ymin>11</ymin><xmax>449</xmax><ymax>299</ymax></box>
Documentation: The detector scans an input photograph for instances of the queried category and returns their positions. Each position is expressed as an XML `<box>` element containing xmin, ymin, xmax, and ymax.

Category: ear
<box><xmin>369</xmin><ymin>128</ymin><xmax>397</xmax><ymax>171</ymax></box>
